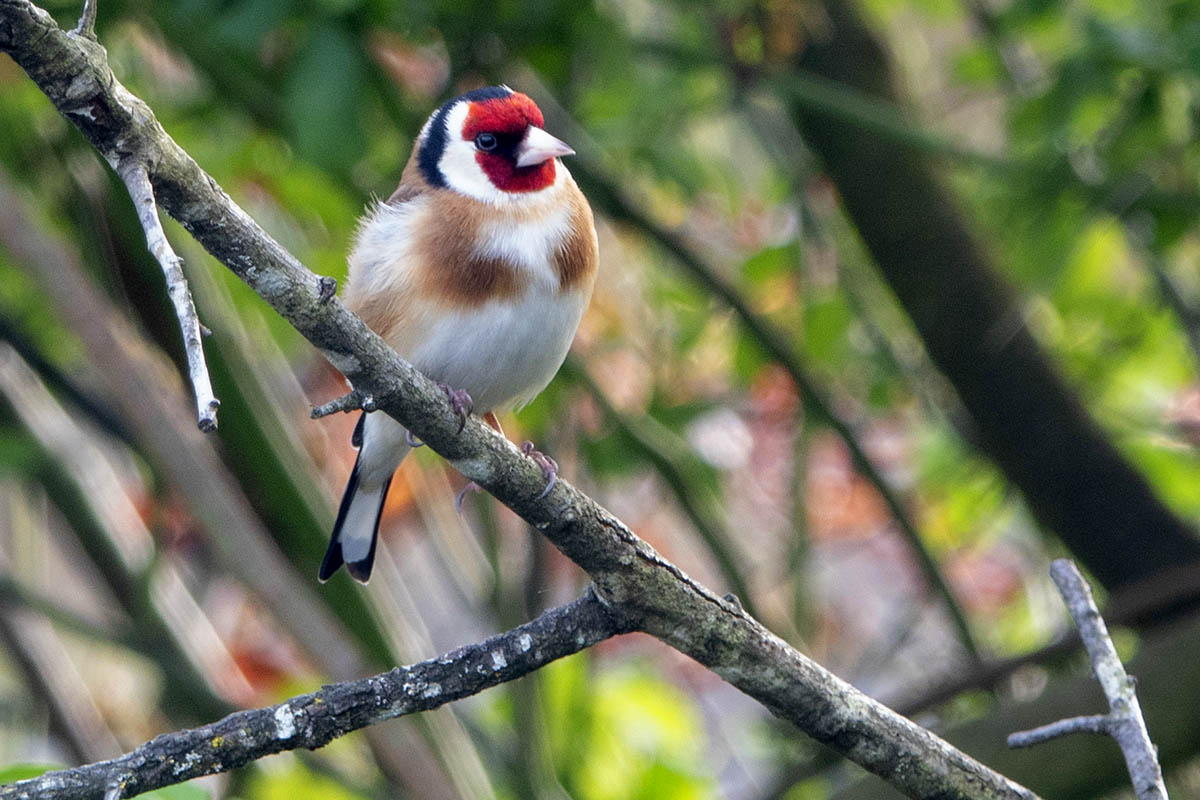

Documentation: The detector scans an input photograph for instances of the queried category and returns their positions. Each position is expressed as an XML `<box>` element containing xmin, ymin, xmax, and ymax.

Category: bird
<box><xmin>319</xmin><ymin>85</ymin><xmax>598</xmax><ymax>584</ymax></box>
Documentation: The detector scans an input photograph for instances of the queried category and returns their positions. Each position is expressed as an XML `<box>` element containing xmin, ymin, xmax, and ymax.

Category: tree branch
<box><xmin>0</xmin><ymin>590</ymin><xmax>628</xmax><ymax>800</ymax></box>
<box><xmin>116</xmin><ymin>161</ymin><xmax>219</xmax><ymax>431</ymax></box>
<box><xmin>1008</xmin><ymin>560</ymin><xmax>1167</xmax><ymax>800</ymax></box>
<box><xmin>0</xmin><ymin>4</ymin><xmax>1037</xmax><ymax>798</ymax></box>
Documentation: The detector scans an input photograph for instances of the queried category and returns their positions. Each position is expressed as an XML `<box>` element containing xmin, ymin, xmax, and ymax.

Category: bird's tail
<box><xmin>320</xmin><ymin>412</ymin><xmax>410</xmax><ymax>583</ymax></box>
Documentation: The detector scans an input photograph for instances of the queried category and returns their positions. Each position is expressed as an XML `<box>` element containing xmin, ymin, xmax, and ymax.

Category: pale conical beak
<box><xmin>515</xmin><ymin>126</ymin><xmax>575</xmax><ymax>168</ymax></box>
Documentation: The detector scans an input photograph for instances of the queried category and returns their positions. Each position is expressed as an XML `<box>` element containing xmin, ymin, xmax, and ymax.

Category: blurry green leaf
<box><xmin>141</xmin><ymin>783</ymin><xmax>212</xmax><ymax>800</ymax></box>
<box><xmin>580</xmin><ymin>427</ymin><xmax>648</xmax><ymax>477</ymax></box>
<box><xmin>1110</xmin><ymin>626</ymin><xmax>1140</xmax><ymax>664</ymax></box>
<box><xmin>213</xmin><ymin>0</ymin><xmax>297</xmax><ymax>50</ymax></box>
<box><xmin>802</xmin><ymin>295</ymin><xmax>852</xmax><ymax>363</ymax></box>
<box><xmin>539</xmin><ymin>657</ymin><xmax>714</xmax><ymax>800</ymax></box>
<box><xmin>781</xmin><ymin>778</ymin><xmax>834</xmax><ymax>800</ymax></box>
<box><xmin>0</xmin><ymin>432</ymin><xmax>45</xmax><ymax>475</ymax></box>
<box><xmin>731</xmin><ymin>328</ymin><xmax>769</xmax><ymax>384</ymax></box>
<box><xmin>244</xmin><ymin>757</ymin><xmax>368</xmax><ymax>800</ymax></box>
<box><xmin>285</xmin><ymin>27</ymin><xmax>366</xmax><ymax>174</ymax></box>
<box><xmin>741</xmin><ymin>244</ymin><xmax>797</xmax><ymax>284</ymax></box>
<box><xmin>0</xmin><ymin>764</ymin><xmax>57</xmax><ymax>783</ymax></box>
<box><xmin>952</xmin><ymin>44</ymin><xmax>1003</xmax><ymax>86</ymax></box>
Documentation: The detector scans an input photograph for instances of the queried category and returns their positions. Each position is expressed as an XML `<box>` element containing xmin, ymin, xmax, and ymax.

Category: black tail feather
<box><xmin>319</xmin><ymin>446</ymin><xmax>392</xmax><ymax>583</ymax></box>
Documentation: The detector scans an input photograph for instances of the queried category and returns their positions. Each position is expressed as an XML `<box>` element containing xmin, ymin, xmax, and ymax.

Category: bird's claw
<box><xmin>522</xmin><ymin>441</ymin><xmax>558</xmax><ymax>500</ymax></box>
<box><xmin>437</xmin><ymin>383</ymin><xmax>473</xmax><ymax>432</ymax></box>
<box><xmin>455</xmin><ymin>481</ymin><xmax>483</xmax><ymax>513</ymax></box>
<box><xmin>405</xmin><ymin>429</ymin><xmax>424</xmax><ymax>448</ymax></box>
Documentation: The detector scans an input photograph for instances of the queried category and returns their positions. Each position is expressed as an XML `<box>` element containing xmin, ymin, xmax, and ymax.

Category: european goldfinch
<box><xmin>320</xmin><ymin>86</ymin><xmax>598</xmax><ymax>583</ymax></box>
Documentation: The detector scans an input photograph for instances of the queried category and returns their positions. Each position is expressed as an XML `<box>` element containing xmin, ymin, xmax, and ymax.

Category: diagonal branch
<box><xmin>0</xmin><ymin>4</ymin><xmax>1036</xmax><ymax>798</ymax></box>
<box><xmin>0</xmin><ymin>590</ymin><xmax>628</xmax><ymax>800</ymax></box>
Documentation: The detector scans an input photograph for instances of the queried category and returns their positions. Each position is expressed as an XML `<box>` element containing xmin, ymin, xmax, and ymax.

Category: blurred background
<box><xmin>3</xmin><ymin>0</ymin><xmax>1200</xmax><ymax>797</ymax></box>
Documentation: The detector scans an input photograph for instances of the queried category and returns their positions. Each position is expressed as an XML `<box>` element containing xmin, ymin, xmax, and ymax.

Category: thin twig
<box><xmin>0</xmin><ymin>589</ymin><xmax>628</xmax><ymax>800</ymax></box>
<box><xmin>311</xmin><ymin>389</ymin><xmax>375</xmax><ymax>419</ymax></box>
<box><xmin>72</xmin><ymin>0</ymin><xmax>95</xmax><ymax>37</ymax></box>
<box><xmin>1008</xmin><ymin>559</ymin><xmax>1167</xmax><ymax>800</ymax></box>
<box><xmin>1007</xmin><ymin>714</ymin><xmax>1110</xmax><ymax>748</ymax></box>
<box><xmin>116</xmin><ymin>162</ymin><xmax>219</xmax><ymax>432</ymax></box>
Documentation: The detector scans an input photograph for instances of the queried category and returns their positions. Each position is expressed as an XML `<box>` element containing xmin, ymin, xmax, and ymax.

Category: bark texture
<box><xmin>0</xmin><ymin>591</ymin><xmax>626</xmax><ymax>800</ymax></box>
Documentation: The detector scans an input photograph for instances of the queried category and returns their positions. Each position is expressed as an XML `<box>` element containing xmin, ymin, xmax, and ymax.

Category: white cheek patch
<box><xmin>436</xmin><ymin>101</ymin><xmax>570</xmax><ymax>208</ymax></box>
<box><xmin>437</xmin><ymin>103</ymin><xmax>508</xmax><ymax>204</ymax></box>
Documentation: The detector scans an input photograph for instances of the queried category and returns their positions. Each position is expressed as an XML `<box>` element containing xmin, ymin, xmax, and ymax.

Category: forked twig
<box><xmin>1009</xmin><ymin>559</ymin><xmax>1167</xmax><ymax>799</ymax></box>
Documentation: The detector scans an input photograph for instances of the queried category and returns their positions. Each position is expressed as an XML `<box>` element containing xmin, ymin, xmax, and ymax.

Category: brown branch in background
<box><xmin>0</xmin><ymin>4</ymin><xmax>1038</xmax><ymax>798</ymax></box>
<box><xmin>117</xmin><ymin>162</ymin><xmax>220</xmax><ymax>431</ymax></box>
<box><xmin>1008</xmin><ymin>560</ymin><xmax>1167</xmax><ymax>800</ymax></box>
<box><xmin>0</xmin><ymin>590</ymin><xmax>628</xmax><ymax>800</ymax></box>
<box><xmin>787</xmin><ymin>0</ymin><xmax>1200</xmax><ymax>590</ymax></box>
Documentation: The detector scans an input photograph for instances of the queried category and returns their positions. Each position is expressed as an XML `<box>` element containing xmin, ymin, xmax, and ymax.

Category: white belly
<box><xmin>409</xmin><ymin>285</ymin><xmax>587</xmax><ymax>413</ymax></box>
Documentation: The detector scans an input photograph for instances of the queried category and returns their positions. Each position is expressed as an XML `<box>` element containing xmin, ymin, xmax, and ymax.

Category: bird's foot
<box><xmin>405</xmin><ymin>429</ymin><xmax>424</xmax><ymax>448</ymax></box>
<box><xmin>522</xmin><ymin>441</ymin><xmax>558</xmax><ymax>500</ymax></box>
<box><xmin>437</xmin><ymin>382</ymin><xmax>473</xmax><ymax>432</ymax></box>
<box><xmin>455</xmin><ymin>481</ymin><xmax>483</xmax><ymax>513</ymax></box>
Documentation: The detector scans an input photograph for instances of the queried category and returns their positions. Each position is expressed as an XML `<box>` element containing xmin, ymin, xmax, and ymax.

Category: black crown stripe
<box><xmin>417</xmin><ymin>86</ymin><xmax>513</xmax><ymax>188</ymax></box>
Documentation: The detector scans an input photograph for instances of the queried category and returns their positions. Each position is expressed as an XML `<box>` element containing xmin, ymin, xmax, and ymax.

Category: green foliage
<box><xmin>0</xmin><ymin>763</ymin><xmax>57</xmax><ymax>783</ymax></box>
<box><xmin>239</xmin><ymin>757</ymin><xmax>368</xmax><ymax>800</ymax></box>
<box><xmin>477</xmin><ymin>655</ymin><xmax>716</xmax><ymax>800</ymax></box>
<box><xmin>144</xmin><ymin>785</ymin><xmax>213</xmax><ymax>800</ymax></box>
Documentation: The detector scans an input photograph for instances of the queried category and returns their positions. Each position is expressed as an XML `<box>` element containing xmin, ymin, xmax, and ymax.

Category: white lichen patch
<box><xmin>172</xmin><ymin>751</ymin><xmax>201</xmax><ymax>776</ymax></box>
<box><xmin>274</xmin><ymin>704</ymin><xmax>296</xmax><ymax>740</ymax></box>
<box><xmin>491</xmin><ymin>650</ymin><xmax>508</xmax><ymax>670</ymax></box>
<box><xmin>518</xmin><ymin>633</ymin><xmax>533</xmax><ymax>652</ymax></box>
<box><xmin>422</xmin><ymin>683</ymin><xmax>442</xmax><ymax>699</ymax></box>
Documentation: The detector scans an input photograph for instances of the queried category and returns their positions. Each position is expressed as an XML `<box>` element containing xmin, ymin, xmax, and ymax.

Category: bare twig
<box><xmin>0</xmin><ymin>6</ymin><xmax>1038</xmax><ymax>798</ymax></box>
<box><xmin>117</xmin><ymin>162</ymin><xmax>219</xmax><ymax>432</ymax></box>
<box><xmin>1009</xmin><ymin>559</ymin><xmax>1167</xmax><ymax>800</ymax></box>
<box><xmin>72</xmin><ymin>0</ymin><xmax>95</xmax><ymax>37</ymax></box>
<box><xmin>0</xmin><ymin>590</ymin><xmax>627</xmax><ymax>800</ymax></box>
<box><xmin>311</xmin><ymin>389</ymin><xmax>376</xmax><ymax>419</ymax></box>
<box><xmin>1007</xmin><ymin>714</ymin><xmax>1110</xmax><ymax>748</ymax></box>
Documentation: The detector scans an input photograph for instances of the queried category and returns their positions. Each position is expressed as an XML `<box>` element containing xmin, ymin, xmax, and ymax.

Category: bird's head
<box><xmin>416</xmin><ymin>86</ymin><xmax>575</xmax><ymax>203</ymax></box>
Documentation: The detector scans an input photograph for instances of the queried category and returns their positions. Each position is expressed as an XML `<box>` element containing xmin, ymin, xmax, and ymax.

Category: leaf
<box><xmin>741</xmin><ymin>244</ymin><xmax>797</xmax><ymax>285</ymax></box>
<box><xmin>284</xmin><ymin>26</ymin><xmax>367</xmax><ymax>175</ymax></box>
<box><xmin>141</xmin><ymin>784</ymin><xmax>212</xmax><ymax>800</ymax></box>
<box><xmin>0</xmin><ymin>764</ymin><xmax>57</xmax><ymax>783</ymax></box>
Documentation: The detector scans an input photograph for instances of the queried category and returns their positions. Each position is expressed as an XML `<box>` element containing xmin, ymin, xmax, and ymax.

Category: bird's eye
<box><xmin>474</xmin><ymin>133</ymin><xmax>498</xmax><ymax>152</ymax></box>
